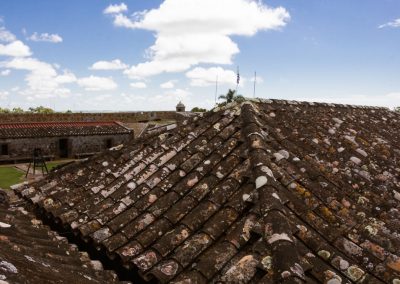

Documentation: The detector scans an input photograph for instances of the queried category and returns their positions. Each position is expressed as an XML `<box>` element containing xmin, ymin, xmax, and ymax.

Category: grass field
<box><xmin>0</xmin><ymin>167</ymin><xmax>24</xmax><ymax>189</ymax></box>
<box><xmin>0</xmin><ymin>160</ymin><xmax>70</xmax><ymax>190</ymax></box>
<box><xmin>46</xmin><ymin>161</ymin><xmax>69</xmax><ymax>171</ymax></box>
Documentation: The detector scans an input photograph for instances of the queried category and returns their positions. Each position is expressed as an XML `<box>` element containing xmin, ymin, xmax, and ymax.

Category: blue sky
<box><xmin>0</xmin><ymin>0</ymin><xmax>399</xmax><ymax>111</ymax></box>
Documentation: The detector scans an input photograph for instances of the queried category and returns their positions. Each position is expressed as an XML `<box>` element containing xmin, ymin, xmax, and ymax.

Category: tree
<box><xmin>191</xmin><ymin>107</ymin><xmax>207</xmax><ymax>112</ymax></box>
<box><xmin>0</xmin><ymin>107</ymin><xmax>10</xmax><ymax>113</ymax></box>
<box><xmin>28</xmin><ymin>106</ymin><xmax>54</xmax><ymax>114</ymax></box>
<box><xmin>218</xmin><ymin>89</ymin><xmax>245</xmax><ymax>105</ymax></box>
<box><xmin>12</xmin><ymin>107</ymin><xmax>24</xmax><ymax>113</ymax></box>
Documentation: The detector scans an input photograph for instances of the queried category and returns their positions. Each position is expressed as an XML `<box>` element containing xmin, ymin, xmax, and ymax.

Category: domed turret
<box><xmin>176</xmin><ymin>101</ymin><xmax>185</xmax><ymax>112</ymax></box>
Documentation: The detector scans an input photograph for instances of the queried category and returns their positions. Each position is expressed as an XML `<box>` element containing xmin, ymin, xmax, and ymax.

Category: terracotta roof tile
<box><xmin>0</xmin><ymin>193</ymin><xmax>120</xmax><ymax>283</ymax></box>
<box><xmin>14</xmin><ymin>99</ymin><xmax>400</xmax><ymax>283</ymax></box>
<box><xmin>0</xmin><ymin>121</ymin><xmax>131</xmax><ymax>138</ymax></box>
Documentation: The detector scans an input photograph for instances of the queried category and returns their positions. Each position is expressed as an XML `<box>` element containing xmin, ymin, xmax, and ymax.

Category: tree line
<box><xmin>0</xmin><ymin>106</ymin><xmax>73</xmax><ymax>114</ymax></box>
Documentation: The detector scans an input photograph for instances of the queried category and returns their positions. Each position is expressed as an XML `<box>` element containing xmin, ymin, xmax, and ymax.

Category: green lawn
<box><xmin>0</xmin><ymin>160</ymin><xmax>71</xmax><ymax>190</ymax></box>
<box><xmin>0</xmin><ymin>167</ymin><xmax>24</xmax><ymax>189</ymax></box>
<box><xmin>46</xmin><ymin>161</ymin><xmax>69</xmax><ymax>171</ymax></box>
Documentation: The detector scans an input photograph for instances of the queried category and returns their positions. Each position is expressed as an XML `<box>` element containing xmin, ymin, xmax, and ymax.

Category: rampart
<box><xmin>0</xmin><ymin>111</ymin><xmax>178</xmax><ymax>123</ymax></box>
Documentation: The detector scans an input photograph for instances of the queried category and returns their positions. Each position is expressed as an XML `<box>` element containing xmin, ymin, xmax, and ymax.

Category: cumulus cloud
<box><xmin>0</xmin><ymin>40</ymin><xmax>32</xmax><ymax>57</ymax></box>
<box><xmin>0</xmin><ymin>26</ymin><xmax>16</xmax><ymax>42</ymax></box>
<box><xmin>0</xmin><ymin>69</ymin><xmax>10</xmax><ymax>76</ymax></box>
<box><xmin>130</xmin><ymin>82</ymin><xmax>147</xmax><ymax>88</ymax></box>
<box><xmin>28</xmin><ymin>32</ymin><xmax>63</xmax><ymax>43</ymax></box>
<box><xmin>2</xmin><ymin>57</ymin><xmax>76</xmax><ymax>98</ymax></box>
<box><xmin>186</xmin><ymin>66</ymin><xmax>242</xmax><ymax>87</ymax></box>
<box><xmin>0</xmin><ymin>23</ymin><xmax>75</xmax><ymax>99</ymax></box>
<box><xmin>106</xmin><ymin>0</ymin><xmax>290</xmax><ymax>78</ymax></box>
<box><xmin>90</xmin><ymin>59</ymin><xmax>128</xmax><ymax>70</ymax></box>
<box><xmin>77</xmin><ymin>75</ymin><xmax>118</xmax><ymax>91</ymax></box>
<box><xmin>103</xmin><ymin>3</ymin><xmax>128</xmax><ymax>14</ymax></box>
<box><xmin>0</xmin><ymin>90</ymin><xmax>8</xmax><ymax>100</ymax></box>
<box><xmin>379</xmin><ymin>18</ymin><xmax>400</xmax><ymax>29</ymax></box>
<box><xmin>160</xmin><ymin>80</ymin><xmax>176</xmax><ymax>89</ymax></box>
<box><xmin>151</xmin><ymin>88</ymin><xmax>190</xmax><ymax>104</ymax></box>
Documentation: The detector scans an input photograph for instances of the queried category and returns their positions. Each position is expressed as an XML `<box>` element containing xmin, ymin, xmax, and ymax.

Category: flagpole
<box><xmin>236</xmin><ymin>66</ymin><xmax>239</xmax><ymax>94</ymax></box>
<box><xmin>253</xmin><ymin>71</ymin><xmax>256</xmax><ymax>98</ymax></box>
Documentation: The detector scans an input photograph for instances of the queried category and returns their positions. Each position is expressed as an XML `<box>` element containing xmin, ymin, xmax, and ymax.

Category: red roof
<box><xmin>0</xmin><ymin>121</ymin><xmax>132</xmax><ymax>138</ymax></box>
<box><xmin>0</xmin><ymin>121</ymin><xmax>118</xmax><ymax>129</ymax></box>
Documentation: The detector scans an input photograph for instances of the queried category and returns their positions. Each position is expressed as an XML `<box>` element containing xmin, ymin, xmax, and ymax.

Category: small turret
<box><xmin>176</xmin><ymin>101</ymin><xmax>185</xmax><ymax>112</ymax></box>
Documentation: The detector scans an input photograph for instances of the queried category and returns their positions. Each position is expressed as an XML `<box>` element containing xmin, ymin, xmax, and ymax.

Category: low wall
<box><xmin>0</xmin><ymin>111</ymin><xmax>178</xmax><ymax>123</ymax></box>
<box><xmin>0</xmin><ymin>133</ymin><xmax>132</xmax><ymax>163</ymax></box>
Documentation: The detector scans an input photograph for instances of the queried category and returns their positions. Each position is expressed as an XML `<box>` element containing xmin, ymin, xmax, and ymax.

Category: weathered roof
<box><xmin>0</xmin><ymin>121</ymin><xmax>132</xmax><ymax>139</ymax></box>
<box><xmin>16</xmin><ymin>99</ymin><xmax>400</xmax><ymax>283</ymax></box>
<box><xmin>0</xmin><ymin>191</ymin><xmax>120</xmax><ymax>283</ymax></box>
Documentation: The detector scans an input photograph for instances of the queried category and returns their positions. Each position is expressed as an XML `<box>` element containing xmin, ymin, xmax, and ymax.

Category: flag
<box><xmin>236</xmin><ymin>66</ymin><xmax>240</xmax><ymax>85</ymax></box>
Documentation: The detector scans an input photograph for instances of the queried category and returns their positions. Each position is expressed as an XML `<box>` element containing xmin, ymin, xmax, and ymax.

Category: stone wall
<box><xmin>0</xmin><ymin>111</ymin><xmax>178</xmax><ymax>123</ymax></box>
<box><xmin>0</xmin><ymin>133</ymin><xmax>132</xmax><ymax>163</ymax></box>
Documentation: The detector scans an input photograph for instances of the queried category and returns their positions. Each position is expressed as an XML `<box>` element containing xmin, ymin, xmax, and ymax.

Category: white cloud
<box><xmin>0</xmin><ymin>69</ymin><xmax>10</xmax><ymax>76</ymax></box>
<box><xmin>28</xmin><ymin>32</ymin><xmax>63</xmax><ymax>43</ymax></box>
<box><xmin>54</xmin><ymin>71</ymin><xmax>77</xmax><ymax>84</ymax></box>
<box><xmin>0</xmin><ymin>90</ymin><xmax>8</xmax><ymax>100</ymax></box>
<box><xmin>0</xmin><ymin>23</ymin><xmax>74</xmax><ymax>99</ymax></box>
<box><xmin>108</xmin><ymin>0</ymin><xmax>289</xmax><ymax>78</ymax></box>
<box><xmin>151</xmin><ymin>88</ymin><xmax>190</xmax><ymax>105</ymax></box>
<box><xmin>130</xmin><ymin>82</ymin><xmax>147</xmax><ymax>88</ymax></box>
<box><xmin>0</xmin><ymin>40</ymin><xmax>32</xmax><ymax>57</ymax></box>
<box><xmin>78</xmin><ymin>75</ymin><xmax>118</xmax><ymax>91</ymax></box>
<box><xmin>90</xmin><ymin>59</ymin><xmax>128</xmax><ymax>70</ymax></box>
<box><xmin>160</xmin><ymin>80</ymin><xmax>176</xmax><ymax>89</ymax></box>
<box><xmin>186</xmin><ymin>66</ymin><xmax>242</xmax><ymax>87</ymax></box>
<box><xmin>2</xmin><ymin>57</ymin><xmax>75</xmax><ymax>98</ymax></box>
<box><xmin>0</xmin><ymin>26</ymin><xmax>16</xmax><ymax>42</ymax></box>
<box><xmin>103</xmin><ymin>3</ymin><xmax>128</xmax><ymax>14</ymax></box>
<box><xmin>379</xmin><ymin>18</ymin><xmax>400</xmax><ymax>29</ymax></box>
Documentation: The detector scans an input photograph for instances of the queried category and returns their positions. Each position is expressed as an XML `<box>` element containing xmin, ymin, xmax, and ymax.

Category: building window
<box><xmin>105</xmin><ymin>139</ymin><xmax>113</xmax><ymax>149</ymax></box>
<box><xmin>1</xmin><ymin>144</ymin><xmax>9</xmax><ymax>155</ymax></box>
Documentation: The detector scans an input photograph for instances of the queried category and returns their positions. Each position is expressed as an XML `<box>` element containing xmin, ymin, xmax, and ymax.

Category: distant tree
<box><xmin>65</xmin><ymin>110</ymin><xmax>72</xmax><ymax>113</ymax></box>
<box><xmin>12</xmin><ymin>107</ymin><xmax>24</xmax><ymax>113</ymax></box>
<box><xmin>0</xmin><ymin>107</ymin><xmax>10</xmax><ymax>113</ymax></box>
<box><xmin>191</xmin><ymin>107</ymin><xmax>207</xmax><ymax>112</ymax></box>
<box><xmin>28</xmin><ymin>106</ymin><xmax>54</xmax><ymax>114</ymax></box>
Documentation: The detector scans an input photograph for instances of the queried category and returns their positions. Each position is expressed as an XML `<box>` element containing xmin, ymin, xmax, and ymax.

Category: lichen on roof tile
<box><xmin>13</xmin><ymin>99</ymin><xmax>400</xmax><ymax>283</ymax></box>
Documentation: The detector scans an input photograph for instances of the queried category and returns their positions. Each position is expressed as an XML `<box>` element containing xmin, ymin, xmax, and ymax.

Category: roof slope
<box><xmin>0</xmin><ymin>121</ymin><xmax>132</xmax><ymax>139</ymax></box>
<box><xmin>16</xmin><ymin>99</ymin><xmax>400</xmax><ymax>283</ymax></box>
<box><xmin>0</xmin><ymin>192</ymin><xmax>120</xmax><ymax>283</ymax></box>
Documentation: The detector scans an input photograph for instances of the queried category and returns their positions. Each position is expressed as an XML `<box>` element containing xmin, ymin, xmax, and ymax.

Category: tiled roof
<box><xmin>16</xmin><ymin>99</ymin><xmax>400</xmax><ymax>283</ymax></box>
<box><xmin>0</xmin><ymin>191</ymin><xmax>120</xmax><ymax>283</ymax></box>
<box><xmin>0</xmin><ymin>121</ymin><xmax>132</xmax><ymax>139</ymax></box>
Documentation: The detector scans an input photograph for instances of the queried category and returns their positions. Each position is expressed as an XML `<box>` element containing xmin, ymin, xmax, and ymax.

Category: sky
<box><xmin>0</xmin><ymin>0</ymin><xmax>399</xmax><ymax>111</ymax></box>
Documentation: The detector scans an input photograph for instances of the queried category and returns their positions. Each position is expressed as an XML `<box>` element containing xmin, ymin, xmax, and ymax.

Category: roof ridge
<box><xmin>251</xmin><ymin>98</ymin><xmax>389</xmax><ymax>110</ymax></box>
<box><xmin>240</xmin><ymin>101</ymin><xmax>306</xmax><ymax>283</ymax></box>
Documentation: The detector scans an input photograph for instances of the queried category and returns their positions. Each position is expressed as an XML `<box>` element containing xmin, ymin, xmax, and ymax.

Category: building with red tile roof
<box><xmin>0</xmin><ymin>121</ymin><xmax>132</xmax><ymax>163</ymax></box>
